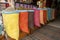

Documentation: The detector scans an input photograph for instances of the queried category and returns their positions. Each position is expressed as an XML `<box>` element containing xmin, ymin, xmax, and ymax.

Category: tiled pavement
<box><xmin>21</xmin><ymin>25</ymin><xmax>60</xmax><ymax>40</ymax></box>
<box><xmin>48</xmin><ymin>17</ymin><xmax>60</xmax><ymax>28</ymax></box>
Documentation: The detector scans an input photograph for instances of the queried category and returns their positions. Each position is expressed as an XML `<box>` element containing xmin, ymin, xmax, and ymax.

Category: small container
<box><xmin>47</xmin><ymin>8</ymin><xmax>52</xmax><ymax>21</ymax></box>
<box><xmin>38</xmin><ymin>8</ymin><xmax>47</xmax><ymax>25</ymax></box>
<box><xmin>34</xmin><ymin>9</ymin><xmax>40</xmax><ymax>27</ymax></box>
<box><xmin>0</xmin><ymin>24</ymin><xmax>3</xmax><ymax>35</ymax></box>
<box><xmin>18</xmin><ymin>10</ymin><xmax>30</xmax><ymax>34</ymax></box>
<box><xmin>2</xmin><ymin>8</ymin><xmax>19</xmax><ymax>40</ymax></box>
<box><xmin>6</xmin><ymin>3</ymin><xmax>9</xmax><ymax>8</ymax></box>
<box><xmin>28</xmin><ymin>10</ymin><xmax>35</xmax><ymax>33</ymax></box>
<box><xmin>52</xmin><ymin>9</ymin><xmax>55</xmax><ymax>20</ymax></box>
<box><xmin>15</xmin><ymin>3</ymin><xmax>20</xmax><ymax>9</ymax></box>
<box><xmin>20</xmin><ymin>4</ymin><xmax>24</xmax><ymax>7</ymax></box>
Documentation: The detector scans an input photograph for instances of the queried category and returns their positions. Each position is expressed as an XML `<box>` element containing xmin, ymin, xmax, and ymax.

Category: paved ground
<box><xmin>48</xmin><ymin>17</ymin><xmax>60</xmax><ymax>28</ymax></box>
<box><xmin>21</xmin><ymin>25</ymin><xmax>60</xmax><ymax>40</ymax></box>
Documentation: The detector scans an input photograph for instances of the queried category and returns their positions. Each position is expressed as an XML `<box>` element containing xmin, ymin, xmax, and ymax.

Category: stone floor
<box><xmin>21</xmin><ymin>25</ymin><xmax>60</xmax><ymax>40</ymax></box>
<box><xmin>0</xmin><ymin>25</ymin><xmax>60</xmax><ymax>40</ymax></box>
<box><xmin>48</xmin><ymin>17</ymin><xmax>60</xmax><ymax>28</ymax></box>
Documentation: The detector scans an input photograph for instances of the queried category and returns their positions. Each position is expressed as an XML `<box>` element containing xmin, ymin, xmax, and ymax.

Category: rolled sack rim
<box><xmin>37</xmin><ymin>8</ymin><xmax>53</xmax><ymax>10</ymax></box>
<box><xmin>37</xmin><ymin>8</ymin><xmax>47</xmax><ymax>10</ymax></box>
<box><xmin>2</xmin><ymin>10</ymin><xmax>34</xmax><ymax>14</ymax></box>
